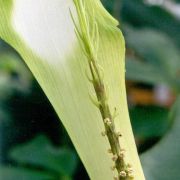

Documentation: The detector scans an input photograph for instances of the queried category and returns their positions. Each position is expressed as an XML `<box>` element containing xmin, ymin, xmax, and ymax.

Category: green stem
<box><xmin>72</xmin><ymin>0</ymin><xmax>134</xmax><ymax>179</ymax></box>
<box><xmin>89</xmin><ymin>58</ymin><xmax>133</xmax><ymax>180</ymax></box>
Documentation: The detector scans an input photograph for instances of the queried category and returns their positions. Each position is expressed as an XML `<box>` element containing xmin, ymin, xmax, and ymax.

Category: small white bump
<box><xmin>119</xmin><ymin>171</ymin><xmax>127</xmax><ymax>177</ymax></box>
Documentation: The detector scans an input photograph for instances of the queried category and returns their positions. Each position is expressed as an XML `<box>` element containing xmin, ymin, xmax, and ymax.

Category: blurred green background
<box><xmin>0</xmin><ymin>0</ymin><xmax>180</xmax><ymax>179</ymax></box>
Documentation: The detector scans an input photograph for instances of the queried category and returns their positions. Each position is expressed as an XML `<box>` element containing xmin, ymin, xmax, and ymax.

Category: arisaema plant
<box><xmin>0</xmin><ymin>0</ymin><xmax>145</xmax><ymax>179</ymax></box>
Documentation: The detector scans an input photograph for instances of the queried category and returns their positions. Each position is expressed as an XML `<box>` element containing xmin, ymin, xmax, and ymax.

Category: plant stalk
<box><xmin>72</xmin><ymin>0</ymin><xmax>134</xmax><ymax>179</ymax></box>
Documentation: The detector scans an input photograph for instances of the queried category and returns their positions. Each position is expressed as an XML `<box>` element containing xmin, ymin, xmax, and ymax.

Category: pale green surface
<box><xmin>0</xmin><ymin>0</ymin><xmax>144</xmax><ymax>179</ymax></box>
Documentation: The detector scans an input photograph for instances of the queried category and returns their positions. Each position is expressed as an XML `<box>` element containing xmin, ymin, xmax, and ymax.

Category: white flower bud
<box><xmin>112</xmin><ymin>155</ymin><xmax>118</xmax><ymax>161</ymax></box>
<box><xmin>101</xmin><ymin>131</ymin><xmax>106</xmax><ymax>136</ymax></box>
<box><xmin>104</xmin><ymin>118</ymin><xmax>112</xmax><ymax>126</ymax></box>
<box><xmin>119</xmin><ymin>171</ymin><xmax>127</xmax><ymax>177</ymax></box>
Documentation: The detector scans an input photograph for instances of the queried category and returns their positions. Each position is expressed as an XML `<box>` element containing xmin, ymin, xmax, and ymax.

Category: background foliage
<box><xmin>0</xmin><ymin>0</ymin><xmax>180</xmax><ymax>179</ymax></box>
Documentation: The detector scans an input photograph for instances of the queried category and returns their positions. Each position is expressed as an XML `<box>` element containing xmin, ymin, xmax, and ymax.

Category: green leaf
<box><xmin>130</xmin><ymin>106</ymin><xmax>169</xmax><ymax>139</ymax></box>
<box><xmin>0</xmin><ymin>53</ymin><xmax>32</xmax><ymax>96</ymax></box>
<box><xmin>126</xmin><ymin>29</ymin><xmax>180</xmax><ymax>89</ymax></box>
<box><xmin>0</xmin><ymin>0</ymin><xmax>144</xmax><ymax>179</ymax></box>
<box><xmin>126</xmin><ymin>29</ymin><xmax>180</xmax><ymax>77</ymax></box>
<box><xmin>126</xmin><ymin>58</ymin><xmax>165</xmax><ymax>85</ymax></box>
<box><xmin>121</xmin><ymin>0</ymin><xmax>180</xmax><ymax>48</ymax></box>
<box><xmin>0</xmin><ymin>166</ymin><xmax>55</xmax><ymax>180</ymax></box>
<box><xmin>10</xmin><ymin>135</ymin><xmax>78</xmax><ymax>176</ymax></box>
<box><xmin>141</xmin><ymin>96</ymin><xmax>180</xmax><ymax>180</ymax></box>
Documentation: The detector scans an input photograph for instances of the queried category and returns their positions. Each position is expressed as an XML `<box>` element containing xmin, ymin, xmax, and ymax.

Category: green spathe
<box><xmin>0</xmin><ymin>0</ymin><xmax>144</xmax><ymax>179</ymax></box>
